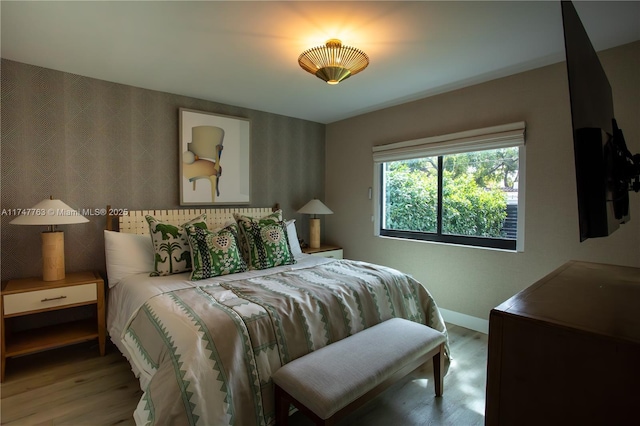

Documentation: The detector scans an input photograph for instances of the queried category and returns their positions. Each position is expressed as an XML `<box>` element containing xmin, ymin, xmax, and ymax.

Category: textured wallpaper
<box><xmin>1</xmin><ymin>59</ymin><xmax>325</xmax><ymax>280</ymax></box>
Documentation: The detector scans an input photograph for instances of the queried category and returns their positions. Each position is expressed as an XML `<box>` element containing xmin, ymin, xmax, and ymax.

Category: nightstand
<box><xmin>1</xmin><ymin>271</ymin><xmax>105</xmax><ymax>382</ymax></box>
<box><xmin>302</xmin><ymin>244</ymin><xmax>343</xmax><ymax>259</ymax></box>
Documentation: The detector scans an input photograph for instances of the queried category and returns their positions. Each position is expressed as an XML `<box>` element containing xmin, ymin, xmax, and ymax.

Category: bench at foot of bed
<box><xmin>272</xmin><ymin>317</ymin><xmax>446</xmax><ymax>426</ymax></box>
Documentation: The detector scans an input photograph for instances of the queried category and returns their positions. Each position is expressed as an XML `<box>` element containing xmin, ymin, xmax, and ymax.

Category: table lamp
<box><xmin>10</xmin><ymin>196</ymin><xmax>89</xmax><ymax>281</ymax></box>
<box><xmin>297</xmin><ymin>199</ymin><xmax>333</xmax><ymax>249</ymax></box>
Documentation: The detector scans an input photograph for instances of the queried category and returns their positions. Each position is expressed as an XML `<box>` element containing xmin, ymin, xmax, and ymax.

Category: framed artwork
<box><xmin>179</xmin><ymin>108</ymin><xmax>250</xmax><ymax>205</ymax></box>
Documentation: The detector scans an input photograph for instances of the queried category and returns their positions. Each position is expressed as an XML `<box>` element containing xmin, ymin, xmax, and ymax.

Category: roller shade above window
<box><xmin>372</xmin><ymin>121</ymin><xmax>526</xmax><ymax>163</ymax></box>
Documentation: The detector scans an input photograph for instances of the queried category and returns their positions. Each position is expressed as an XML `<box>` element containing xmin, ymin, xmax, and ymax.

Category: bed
<box><xmin>104</xmin><ymin>206</ymin><xmax>449</xmax><ymax>426</ymax></box>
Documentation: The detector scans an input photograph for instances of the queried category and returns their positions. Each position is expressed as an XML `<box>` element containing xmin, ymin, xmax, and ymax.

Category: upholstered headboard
<box><xmin>106</xmin><ymin>205</ymin><xmax>278</xmax><ymax>234</ymax></box>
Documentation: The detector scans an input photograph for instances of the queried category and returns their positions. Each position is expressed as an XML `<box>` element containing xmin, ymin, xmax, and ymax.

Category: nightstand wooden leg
<box><xmin>97</xmin><ymin>279</ymin><xmax>106</xmax><ymax>356</ymax></box>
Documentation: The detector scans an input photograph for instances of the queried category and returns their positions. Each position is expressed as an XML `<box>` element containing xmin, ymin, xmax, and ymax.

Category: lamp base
<box><xmin>309</xmin><ymin>218</ymin><xmax>321</xmax><ymax>249</ymax></box>
<box><xmin>42</xmin><ymin>231</ymin><xmax>65</xmax><ymax>281</ymax></box>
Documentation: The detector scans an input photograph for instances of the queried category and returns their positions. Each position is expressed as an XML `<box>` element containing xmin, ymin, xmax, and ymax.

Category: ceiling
<box><xmin>2</xmin><ymin>1</ymin><xmax>639</xmax><ymax>124</ymax></box>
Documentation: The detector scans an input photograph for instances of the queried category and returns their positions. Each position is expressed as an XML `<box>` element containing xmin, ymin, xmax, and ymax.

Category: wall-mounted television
<box><xmin>561</xmin><ymin>0</ymin><xmax>639</xmax><ymax>242</ymax></box>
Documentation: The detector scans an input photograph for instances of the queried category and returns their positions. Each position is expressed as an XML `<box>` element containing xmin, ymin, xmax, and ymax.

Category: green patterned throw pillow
<box><xmin>185</xmin><ymin>223</ymin><xmax>247</xmax><ymax>280</ymax></box>
<box><xmin>146</xmin><ymin>214</ymin><xmax>207</xmax><ymax>276</ymax></box>
<box><xmin>234</xmin><ymin>210</ymin><xmax>295</xmax><ymax>270</ymax></box>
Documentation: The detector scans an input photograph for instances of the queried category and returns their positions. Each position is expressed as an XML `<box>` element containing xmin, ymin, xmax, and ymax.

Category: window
<box><xmin>373</xmin><ymin>122</ymin><xmax>525</xmax><ymax>251</ymax></box>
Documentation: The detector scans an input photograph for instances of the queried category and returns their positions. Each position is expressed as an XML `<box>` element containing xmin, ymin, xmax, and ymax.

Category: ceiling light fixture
<box><xmin>298</xmin><ymin>39</ymin><xmax>369</xmax><ymax>85</ymax></box>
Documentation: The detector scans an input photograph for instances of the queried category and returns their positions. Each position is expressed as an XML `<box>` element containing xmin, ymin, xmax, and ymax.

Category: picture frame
<box><xmin>179</xmin><ymin>108</ymin><xmax>250</xmax><ymax>205</ymax></box>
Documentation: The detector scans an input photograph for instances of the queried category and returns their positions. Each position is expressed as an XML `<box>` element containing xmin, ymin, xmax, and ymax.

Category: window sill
<box><xmin>376</xmin><ymin>234</ymin><xmax>522</xmax><ymax>253</ymax></box>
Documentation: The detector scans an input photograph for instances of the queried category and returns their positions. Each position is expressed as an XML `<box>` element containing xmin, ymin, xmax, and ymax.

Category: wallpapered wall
<box><xmin>1</xmin><ymin>59</ymin><xmax>325</xmax><ymax>281</ymax></box>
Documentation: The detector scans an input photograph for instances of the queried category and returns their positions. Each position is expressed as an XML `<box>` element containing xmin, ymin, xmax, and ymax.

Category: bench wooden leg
<box><xmin>274</xmin><ymin>385</ymin><xmax>290</xmax><ymax>426</ymax></box>
<box><xmin>433</xmin><ymin>343</ymin><xmax>445</xmax><ymax>397</ymax></box>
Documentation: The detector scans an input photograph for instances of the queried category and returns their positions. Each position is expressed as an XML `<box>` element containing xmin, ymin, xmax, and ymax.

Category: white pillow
<box><xmin>104</xmin><ymin>230</ymin><xmax>155</xmax><ymax>287</ymax></box>
<box><xmin>285</xmin><ymin>219</ymin><xmax>303</xmax><ymax>258</ymax></box>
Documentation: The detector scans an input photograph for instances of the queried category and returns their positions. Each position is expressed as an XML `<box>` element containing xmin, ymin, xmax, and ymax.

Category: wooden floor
<box><xmin>0</xmin><ymin>324</ymin><xmax>488</xmax><ymax>425</ymax></box>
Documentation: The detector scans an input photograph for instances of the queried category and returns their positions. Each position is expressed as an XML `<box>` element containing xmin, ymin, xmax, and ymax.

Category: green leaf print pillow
<box><xmin>234</xmin><ymin>210</ymin><xmax>295</xmax><ymax>270</ymax></box>
<box><xmin>185</xmin><ymin>223</ymin><xmax>247</xmax><ymax>280</ymax></box>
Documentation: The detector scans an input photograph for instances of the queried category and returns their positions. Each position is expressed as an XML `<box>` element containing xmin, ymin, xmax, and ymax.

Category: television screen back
<box><xmin>562</xmin><ymin>0</ymin><xmax>629</xmax><ymax>241</ymax></box>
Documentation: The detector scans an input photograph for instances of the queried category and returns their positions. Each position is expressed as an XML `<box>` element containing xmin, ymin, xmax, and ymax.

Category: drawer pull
<box><xmin>41</xmin><ymin>296</ymin><xmax>67</xmax><ymax>302</ymax></box>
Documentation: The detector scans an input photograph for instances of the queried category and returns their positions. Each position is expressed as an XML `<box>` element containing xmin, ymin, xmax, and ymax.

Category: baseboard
<box><xmin>439</xmin><ymin>308</ymin><xmax>489</xmax><ymax>334</ymax></box>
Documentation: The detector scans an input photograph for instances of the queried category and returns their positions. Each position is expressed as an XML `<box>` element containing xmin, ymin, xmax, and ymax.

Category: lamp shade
<box><xmin>10</xmin><ymin>198</ymin><xmax>89</xmax><ymax>226</ymax></box>
<box><xmin>297</xmin><ymin>199</ymin><xmax>333</xmax><ymax>215</ymax></box>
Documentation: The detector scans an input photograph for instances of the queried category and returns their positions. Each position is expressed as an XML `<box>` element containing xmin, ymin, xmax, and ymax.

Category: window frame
<box><xmin>372</xmin><ymin>122</ymin><xmax>526</xmax><ymax>252</ymax></box>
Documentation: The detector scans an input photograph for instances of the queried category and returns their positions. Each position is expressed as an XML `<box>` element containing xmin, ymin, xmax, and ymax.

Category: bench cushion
<box><xmin>271</xmin><ymin>318</ymin><xmax>446</xmax><ymax>419</ymax></box>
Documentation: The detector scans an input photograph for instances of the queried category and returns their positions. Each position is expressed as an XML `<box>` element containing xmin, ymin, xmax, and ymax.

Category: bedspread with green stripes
<box><xmin>123</xmin><ymin>260</ymin><xmax>448</xmax><ymax>426</ymax></box>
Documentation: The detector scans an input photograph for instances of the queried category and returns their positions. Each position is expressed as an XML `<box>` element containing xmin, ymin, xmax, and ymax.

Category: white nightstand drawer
<box><xmin>312</xmin><ymin>249</ymin><xmax>343</xmax><ymax>259</ymax></box>
<box><xmin>3</xmin><ymin>283</ymin><xmax>97</xmax><ymax>315</ymax></box>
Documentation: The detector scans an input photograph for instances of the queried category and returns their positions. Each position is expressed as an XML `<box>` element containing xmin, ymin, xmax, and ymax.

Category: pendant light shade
<box><xmin>298</xmin><ymin>39</ymin><xmax>369</xmax><ymax>85</ymax></box>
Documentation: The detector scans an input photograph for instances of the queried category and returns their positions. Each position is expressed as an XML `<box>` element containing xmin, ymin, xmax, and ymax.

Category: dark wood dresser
<box><xmin>485</xmin><ymin>260</ymin><xmax>640</xmax><ymax>426</ymax></box>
